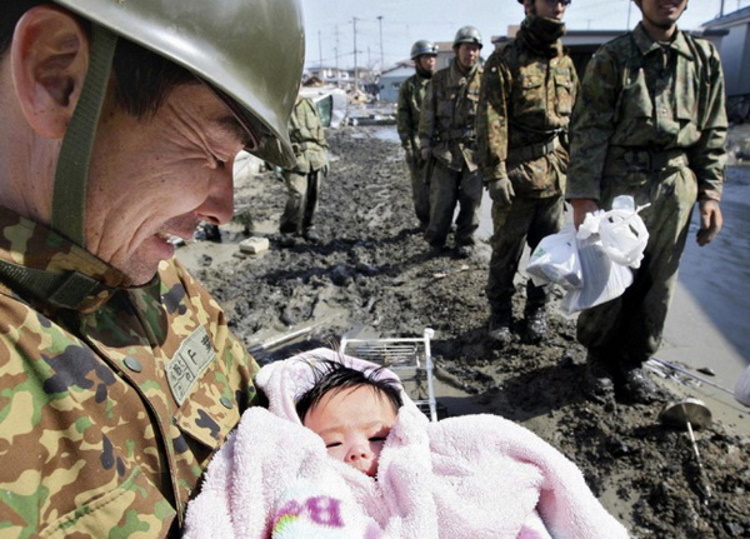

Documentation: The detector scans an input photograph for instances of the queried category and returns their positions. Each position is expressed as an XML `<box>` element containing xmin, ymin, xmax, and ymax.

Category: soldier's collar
<box><xmin>633</xmin><ymin>23</ymin><xmax>694</xmax><ymax>60</ymax></box>
<box><xmin>0</xmin><ymin>206</ymin><xmax>151</xmax><ymax>313</ymax></box>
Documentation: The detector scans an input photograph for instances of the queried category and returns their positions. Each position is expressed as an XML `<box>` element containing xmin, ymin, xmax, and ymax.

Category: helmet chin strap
<box><xmin>52</xmin><ymin>24</ymin><xmax>118</xmax><ymax>248</ymax></box>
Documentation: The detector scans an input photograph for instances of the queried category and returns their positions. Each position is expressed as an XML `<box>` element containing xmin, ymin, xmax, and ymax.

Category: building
<box><xmin>701</xmin><ymin>6</ymin><xmax>750</xmax><ymax>122</ymax></box>
<box><xmin>379</xmin><ymin>63</ymin><xmax>413</xmax><ymax>103</ymax></box>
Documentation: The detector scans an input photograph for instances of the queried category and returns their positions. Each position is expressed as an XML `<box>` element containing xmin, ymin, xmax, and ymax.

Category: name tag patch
<box><xmin>167</xmin><ymin>325</ymin><xmax>215</xmax><ymax>405</ymax></box>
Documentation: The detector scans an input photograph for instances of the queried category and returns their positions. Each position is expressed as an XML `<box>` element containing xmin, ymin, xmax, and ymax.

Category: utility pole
<box><xmin>377</xmin><ymin>15</ymin><xmax>384</xmax><ymax>71</ymax></box>
<box><xmin>318</xmin><ymin>30</ymin><xmax>323</xmax><ymax>72</ymax></box>
<box><xmin>627</xmin><ymin>0</ymin><xmax>632</xmax><ymax>29</ymax></box>
<box><xmin>335</xmin><ymin>25</ymin><xmax>340</xmax><ymax>87</ymax></box>
<box><xmin>352</xmin><ymin>17</ymin><xmax>359</xmax><ymax>92</ymax></box>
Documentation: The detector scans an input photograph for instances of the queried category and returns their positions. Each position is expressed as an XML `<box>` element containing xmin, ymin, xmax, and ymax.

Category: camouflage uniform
<box><xmin>0</xmin><ymin>208</ymin><xmax>259</xmax><ymax>536</ymax></box>
<box><xmin>567</xmin><ymin>23</ymin><xmax>727</xmax><ymax>369</ymax></box>
<box><xmin>397</xmin><ymin>72</ymin><xmax>432</xmax><ymax>227</ymax></box>
<box><xmin>477</xmin><ymin>15</ymin><xmax>578</xmax><ymax>319</ymax></box>
<box><xmin>280</xmin><ymin>97</ymin><xmax>329</xmax><ymax>237</ymax></box>
<box><xmin>419</xmin><ymin>58</ymin><xmax>484</xmax><ymax>248</ymax></box>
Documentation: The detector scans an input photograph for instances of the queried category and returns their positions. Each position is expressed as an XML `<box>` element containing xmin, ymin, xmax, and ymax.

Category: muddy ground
<box><xmin>181</xmin><ymin>127</ymin><xmax>749</xmax><ymax>537</ymax></box>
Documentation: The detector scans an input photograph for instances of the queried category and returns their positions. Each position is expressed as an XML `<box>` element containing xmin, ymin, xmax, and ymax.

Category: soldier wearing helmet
<box><xmin>418</xmin><ymin>26</ymin><xmax>484</xmax><ymax>258</ymax></box>
<box><xmin>567</xmin><ymin>0</ymin><xmax>726</xmax><ymax>404</ymax></box>
<box><xmin>476</xmin><ymin>0</ymin><xmax>578</xmax><ymax>345</ymax></box>
<box><xmin>397</xmin><ymin>40</ymin><xmax>438</xmax><ymax>229</ymax></box>
<box><xmin>0</xmin><ymin>0</ymin><xmax>302</xmax><ymax>535</ymax></box>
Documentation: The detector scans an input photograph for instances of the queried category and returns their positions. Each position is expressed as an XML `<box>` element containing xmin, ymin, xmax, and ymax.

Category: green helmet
<box><xmin>53</xmin><ymin>0</ymin><xmax>304</xmax><ymax>168</ymax></box>
<box><xmin>453</xmin><ymin>26</ymin><xmax>483</xmax><ymax>49</ymax></box>
<box><xmin>410</xmin><ymin>40</ymin><xmax>438</xmax><ymax>60</ymax></box>
<box><xmin>46</xmin><ymin>0</ymin><xmax>304</xmax><ymax>247</ymax></box>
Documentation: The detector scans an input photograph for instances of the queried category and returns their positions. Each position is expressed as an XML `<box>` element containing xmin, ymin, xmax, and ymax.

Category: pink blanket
<box><xmin>184</xmin><ymin>349</ymin><xmax>628</xmax><ymax>538</ymax></box>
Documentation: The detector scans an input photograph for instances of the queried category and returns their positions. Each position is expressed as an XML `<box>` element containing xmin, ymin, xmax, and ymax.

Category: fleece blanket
<box><xmin>184</xmin><ymin>349</ymin><xmax>628</xmax><ymax>538</ymax></box>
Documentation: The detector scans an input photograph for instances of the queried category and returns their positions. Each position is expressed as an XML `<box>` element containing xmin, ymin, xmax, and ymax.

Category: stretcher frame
<box><xmin>339</xmin><ymin>328</ymin><xmax>438</xmax><ymax>421</ymax></box>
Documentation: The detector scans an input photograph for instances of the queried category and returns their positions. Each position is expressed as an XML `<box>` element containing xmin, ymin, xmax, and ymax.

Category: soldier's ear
<box><xmin>10</xmin><ymin>5</ymin><xmax>90</xmax><ymax>139</ymax></box>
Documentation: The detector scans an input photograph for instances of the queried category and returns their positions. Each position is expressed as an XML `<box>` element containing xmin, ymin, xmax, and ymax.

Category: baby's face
<box><xmin>303</xmin><ymin>385</ymin><xmax>398</xmax><ymax>477</ymax></box>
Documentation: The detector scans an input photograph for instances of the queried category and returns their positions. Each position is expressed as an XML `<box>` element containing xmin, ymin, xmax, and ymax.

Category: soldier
<box><xmin>280</xmin><ymin>90</ymin><xmax>330</xmax><ymax>244</ymax></box>
<box><xmin>476</xmin><ymin>0</ymin><xmax>578</xmax><ymax>345</ymax></box>
<box><xmin>567</xmin><ymin>0</ymin><xmax>727</xmax><ymax>403</ymax></box>
<box><xmin>0</xmin><ymin>0</ymin><xmax>302</xmax><ymax>535</ymax></box>
<box><xmin>419</xmin><ymin>26</ymin><xmax>485</xmax><ymax>258</ymax></box>
<box><xmin>397</xmin><ymin>40</ymin><xmax>438</xmax><ymax>230</ymax></box>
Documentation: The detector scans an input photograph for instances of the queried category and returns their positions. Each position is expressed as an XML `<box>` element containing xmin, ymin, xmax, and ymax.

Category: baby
<box><xmin>185</xmin><ymin>349</ymin><xmax>630</xmax><ymax>538</ymax></box>
<box><xmin>295</xmin><ymin>359</ymin><xmax>403</xmax><ymax>477</ymax></box>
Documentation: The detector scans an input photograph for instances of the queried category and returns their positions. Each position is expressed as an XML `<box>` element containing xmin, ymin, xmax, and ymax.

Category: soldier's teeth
<box><xmin>158</xmin><ymin>232</ymin><xmax>183</xmax><ymax>244</ymax></box>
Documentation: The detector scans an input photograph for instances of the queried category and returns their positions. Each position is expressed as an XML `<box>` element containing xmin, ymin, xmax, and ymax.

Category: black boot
<box><xmin>583</xmin><ymin>351</ymin><xmax>616</xmax><ymax>406</ymax></box>
<box><xmin>619</xmin><ymin>365</ymin><xmax>670</xmax><ymax>404</ymax></box>
<box><xmin>303</xmin><ymin>227</ymin><xmax>321</xmax><ymax>244</ymax></box>
<box><xmin>525</xmin><ymin>307</ymin><xmax>548</xmax><ymax>343</ymax></box>
<box><xmin>487</xmin><ymin>307</ymin><xmax>513</xmax><ymax>346</ymax></box>
<box><xmin>525</xmin><ymin>282</ymin><xmax>549</xmax><ymax>342</ymax></box>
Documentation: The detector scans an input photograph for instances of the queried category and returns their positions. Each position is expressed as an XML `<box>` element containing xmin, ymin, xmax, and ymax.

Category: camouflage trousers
<box><xmin>577</xmin><ymin>164</ymin><xmax>698</xmax><ymax>369</ymax></box>
<box><xmin>424</xmin><ymin>161</ymin><xmax>483</xmax><ymax>247</ymax></box>
<box><xmin>280</xmin><ymin>169</ymin><xmax>322</xmax><ymax>235</ymax></box>
<box><xmin>405</xmin><ymin>155</ymin><xmax>430</xmax><ymax>227</ymax></box>
<box><xmin>486</xmin><ymin>195</ymin><xmax>563</xmax><ymax>315</ymax></box>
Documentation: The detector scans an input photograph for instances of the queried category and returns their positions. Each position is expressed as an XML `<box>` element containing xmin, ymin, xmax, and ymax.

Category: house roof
<box><xmin>703</xmin><ymin>5</ymin><xmax>750</xmax><ymax>28</ymax></box>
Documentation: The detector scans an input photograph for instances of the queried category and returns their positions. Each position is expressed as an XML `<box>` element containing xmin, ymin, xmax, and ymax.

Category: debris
<box><xmin>659</xmin><ymin>398</ymin><xmax>713</xmax><ymax>503</ymax></box>
<box><xmin>239</xmin><ymin>236</ymin><xmax>270</xmax><ymax>255</ymax></box>
<box><xmin>432</xmin><ymin>264</ymin><xmax>470</xmax><ymax>280</ymax></box>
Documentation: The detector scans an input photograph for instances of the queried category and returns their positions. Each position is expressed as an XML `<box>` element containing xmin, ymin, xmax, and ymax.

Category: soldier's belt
<box><xmin>605</xmin><ymin>148</ymin><xmax>689</xmax><ymax>175</ymax></box>
<box><xmin>437</xmin><ymin>128</ymin><xmax>475</xmax><ymax>141</ymax></box>
<box><xmin>507</xmin><ymin>135</ymin><xmax>560</xmax><ymax>165</ymax></box>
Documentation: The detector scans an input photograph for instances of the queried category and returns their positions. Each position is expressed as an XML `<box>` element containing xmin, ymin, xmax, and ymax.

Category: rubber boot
<box><xmin>488</xmin><ymin>306</ymin><xmax>513</xmax><ymax>346</ymax></box>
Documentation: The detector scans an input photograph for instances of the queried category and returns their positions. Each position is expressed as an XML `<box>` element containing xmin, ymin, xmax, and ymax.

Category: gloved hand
<box><xmin>697</xmin><ymin>199</ymin><xmax>722</xmax><ymax>246</ymax></box>
<box><xmin>403</xmin><ymin>147</ymin><xmax>415</xmax><ymax>166</ymax></box>
<box><xmin>487</xmin><ymin>177</ymin><xmax>515</xmax><ymax>207</ymax></box>
<box><xmin>420</xmin><ymin>147</ymin><xmax>431</xmax><ymax>162</ymax></box>
<box><xmin>321</xmin><ymin>161</ymin><xmax>330</xmax><ymax>177</ymax></box>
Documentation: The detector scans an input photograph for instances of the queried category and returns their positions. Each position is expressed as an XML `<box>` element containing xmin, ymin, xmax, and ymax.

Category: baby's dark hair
<box><xmin>296</xmin><ymin>359</ymin><xmax>403</xmax><ymax>422</ymax></box>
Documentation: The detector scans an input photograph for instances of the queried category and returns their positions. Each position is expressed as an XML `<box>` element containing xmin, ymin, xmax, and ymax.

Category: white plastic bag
<box><xmin>558</xmin><ymin>196</ymin><xmax>648</xmax><ymax>316</ymax></box>
<box><xmin>560</xmin><ymin>233</ymin><xmax>633</xmax><ymax>316</ymax></box>
<box><xmin>526</xmin><ymin>224</ymin><xmax>582</xmax><ymax>291</ymax></box>
<box><xmin>598</xmin><ymin>196</ymin><xmax>650</xmax><ymax>269</ymax></box>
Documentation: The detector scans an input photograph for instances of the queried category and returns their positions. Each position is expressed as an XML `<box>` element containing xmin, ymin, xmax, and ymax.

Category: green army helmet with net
<box><xmin>410</xmin><ymin>39</ymin><xmax>438</xmax><ymax>60</ymax></box>
<box><xmin>48</xmin><ymin>0</ymin><xmax>305</xmax><ymax>248</ymax></box>
<box><xmin>453</xmin><ymin>25</ymin><xmax>483</xmax><ymax>49</ymax></box>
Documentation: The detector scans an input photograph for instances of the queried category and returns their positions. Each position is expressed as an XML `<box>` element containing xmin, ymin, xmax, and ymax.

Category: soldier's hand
<box><xmin>697</xmin><ymin>199</ymin><xmax>722</xmax><ymax>246</ymax></box>
<box><xmin>571</xmin><ymin>198</ymin><xmax>599</xmax><ymax>229</ymax></box>
<box><xmin>404</xmin><ymin>147</ymin><xmax>414</xmax><ymax>165</ymax></box>
<box><xmin>487</xmin><ymin>177</ymin><xmax>515</xmax><ymax>207</ymax></box>
<box><xmin>420</xmin><ymin>147</ymin><xmax>432</xmax><ymax>162</ymax></box>
<box><xmin>321</xmin><ymin>162</ymin><xmax>330</xmax><ymax>177</ymax></box>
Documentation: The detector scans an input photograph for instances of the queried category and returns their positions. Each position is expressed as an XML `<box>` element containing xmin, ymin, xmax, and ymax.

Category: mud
<box><xmin>182</xmin><ymin>126</ymin><xmax>750</xmax><ymax>537</ymax></box>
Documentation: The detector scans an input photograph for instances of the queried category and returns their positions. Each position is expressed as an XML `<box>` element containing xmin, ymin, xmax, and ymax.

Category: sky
<box><xmin>300</xmin><ymin>0</ymin><xmax>750</xmax><ymax>69</ymax></box>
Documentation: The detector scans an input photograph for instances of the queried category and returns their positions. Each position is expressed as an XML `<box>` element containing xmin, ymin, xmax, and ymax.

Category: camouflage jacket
<box><xmin>0</xmin><ymin>207</ymin><xmax>259</xmax><ymax>537</ymax></box>
<box><xmin>396</xmin><ymin>72</ymin><xmax>430</xmax><ymax>153</ymax></box>
<box><xmin>566</xmin><ymin>23</ymin><xmax>727</xmax><ymax>202</ymax></box>
<box><xmin>476</xmin><ymin>15</ymin><xmax>578</xmax><ymax>198</ymax></box>
<box><xmin>419</xmin><ymin>58</ymin><xmax>483</xmax><ymax>172</ymax></box>
<box><xmin>286</xmin><ymin>96</ymin><xmax>329</xmax><ymax>174</ymax></box>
